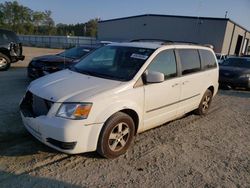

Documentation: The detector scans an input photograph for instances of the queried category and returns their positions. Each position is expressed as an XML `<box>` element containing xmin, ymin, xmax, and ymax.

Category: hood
<box><xmin>219</xmin><ymin>66</ymin><xmax>250</xmax><ymax>78</ymax></box>
<box><xmin>219</xmin><ymin>66</ymin><xmax>250</xmax><ymax>74</ymax></box>
<box><xmin>29</xmin><ymin>69</ymin><xmax>122</xmax><ymax>102</ymax></box>
<box><xmin>33</xmin><ymin>55</ymin><xmax>74</xmax><ymax>64</ymax></box>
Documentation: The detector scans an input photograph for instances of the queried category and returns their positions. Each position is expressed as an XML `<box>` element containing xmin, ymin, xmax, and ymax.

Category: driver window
<box><xmin>147</xmin><ymin>50</ymin><xmax>177</xmax><ymax>79</ymax></box>
<box><xmin>92</xmin><ymin>48</ymin><xmax>116</xmax><ymax>66</ymax></box>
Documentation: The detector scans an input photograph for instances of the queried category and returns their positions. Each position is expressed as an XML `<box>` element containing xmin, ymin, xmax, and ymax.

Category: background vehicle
<box><xmin>219</xmin><ymin>57</ymin><xmax>250</xmax><ymax>89</ymax></box>
<box><xmin>27</xmin><ymin>46</ymin><xmax>95</xmax><ymax>78</ymax></box>
<box><xmin>215</xmin><ymin>53</ymin><xmax>227</xmax><ymax>64</ymax></box>
<box><xmin>243</xmin><ymin>55</ymin><xmax>250</xmax><ymax>57</ymax></box>
<box><xmin>0</xmin><ymin>28</ymin><xmax>25</xmax><ymax>71</ymax></box>
<box><xmin>20</xmin><ymin>42</ymin><xmax>218</xmax><ymax>158</ymax></box>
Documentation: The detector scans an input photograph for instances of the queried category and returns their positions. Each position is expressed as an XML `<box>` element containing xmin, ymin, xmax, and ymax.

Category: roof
<box><xmin>99</xmin><ymin>14</ymin><xmax>250</xmax><ymax>33</ymax></box>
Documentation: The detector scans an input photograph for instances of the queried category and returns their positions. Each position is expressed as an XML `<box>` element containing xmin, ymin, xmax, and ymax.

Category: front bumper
<box><xmin>27</xmin><ymin>66</ymin><xmax>46</xmax><ymax>79</ymax></box>
<box><xmin>11</xmin><ymin>55</ymin><xmax>25</xmax><ymax>63</ymax></box>
<box><xmin>17</xmin><ymin>55</ymin><xmax>25</xmax><ymax>61</ymax></box>
<box><xmin>21</xmin><ymin>112</ymin><xmax>103</xmax><ymax>154</ymax></box>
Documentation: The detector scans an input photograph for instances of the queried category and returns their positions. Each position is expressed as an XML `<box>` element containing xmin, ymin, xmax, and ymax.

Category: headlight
<box><xmin>56</xmin><ymin>103</ymin><xmax>92</xmax><ymax>120</ymax></box>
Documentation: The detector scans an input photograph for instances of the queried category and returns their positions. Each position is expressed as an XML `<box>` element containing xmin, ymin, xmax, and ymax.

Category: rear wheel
<box><xmin>97</xmin><ymin>112</ymin><xmax>135</xmax><ymax>159</ymax></box>
<box><xmin>195</xmin><ymin>89</ymin><xmax>213</xmax><ymax>115</ymax></box>
<box><xmin>0</xmin><ymin>53</ymin><xmax>11</xmax><ymax>71</ymax></box>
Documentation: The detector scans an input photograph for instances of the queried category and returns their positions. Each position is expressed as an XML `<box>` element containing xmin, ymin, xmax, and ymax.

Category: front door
<box><xmin>144</xmin><ymin>49</ymin><xmax>181</xmax><ymax>131</ymax></box>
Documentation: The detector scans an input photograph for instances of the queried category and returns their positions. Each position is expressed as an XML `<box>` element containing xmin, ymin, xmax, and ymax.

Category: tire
<box><xmin>0</xmin><ymin>53</ymin><xmax>11</xmax><ymax>71</ymax></box>
<box><xmin>195</xmin><ymin>89</ymin><xmax>213</xmax><ymax>115</ymax></box>
<box><xmin>97</xmin><ymin>112</ymin><xmax>135</xmax><ymax>159</ymax></box>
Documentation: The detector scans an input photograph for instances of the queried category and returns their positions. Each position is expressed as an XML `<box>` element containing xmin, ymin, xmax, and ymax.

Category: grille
<box><xmin>10</xmin><ymin>42</ymin><xmax>22</xmax><ymax>57</ymax></box>
<box><xmin>20</xmin><ymin>91</ymin><xmax>53</xmax><ymax>117</ymax></box>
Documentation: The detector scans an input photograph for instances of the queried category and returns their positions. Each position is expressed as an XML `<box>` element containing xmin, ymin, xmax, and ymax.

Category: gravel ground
<box><xmin>0</xmin><ymin>47</ymin><xmax>250</xmax><ymax>187</ymax></box>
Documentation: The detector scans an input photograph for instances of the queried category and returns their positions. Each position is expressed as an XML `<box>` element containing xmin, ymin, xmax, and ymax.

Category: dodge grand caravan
<box><xmin>20</xmin><ymin>42</ymin><xmax>219</xmax><ymax>158</ymax></box>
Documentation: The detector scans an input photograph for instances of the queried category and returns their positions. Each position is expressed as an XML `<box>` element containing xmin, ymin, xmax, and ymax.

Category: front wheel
<box><xmin>97</xmin><ymin>112</ymin><xmax>135</xmax><ymax>159</ymax></box>
<box><xmin>0</xmin><ymin>53</ymin><xmax>11</xmax><ymax>71</ymax></box>
<box><xmin>195</xmin><ymin>89</ymin><xmax>213</xmax><ymax>115</ymax></box>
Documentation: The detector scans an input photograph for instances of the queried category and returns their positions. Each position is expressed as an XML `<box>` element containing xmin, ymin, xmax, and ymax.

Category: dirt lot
<box><xmin>0</xmin><ymin>47</ymin><xmax>250</xmax><ymax>187</ymax></box>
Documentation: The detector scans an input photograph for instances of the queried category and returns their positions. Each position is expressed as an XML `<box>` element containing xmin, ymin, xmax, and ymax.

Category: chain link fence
<box><xmin>18</xmin><ymin>35</ymin><xmax>99</xmax><ymax>49</ymax></box>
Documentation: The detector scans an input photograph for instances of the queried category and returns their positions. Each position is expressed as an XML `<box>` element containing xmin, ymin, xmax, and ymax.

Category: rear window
<box><xmin>178</xmin><ymin>49</ymin><xmax>201</xmax><ymax>75</ymax></box>
<box><xmin>199</xmin><ymin>50</ymin><xmax>217</xmax><ymax>69</ymax></box>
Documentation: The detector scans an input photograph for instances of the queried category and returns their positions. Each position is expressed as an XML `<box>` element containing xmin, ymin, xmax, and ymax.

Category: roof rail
<box><xmin>169</xmin><ymin>41</ymin><xmax>198</xmax><ymax>45</ymax></box>
<box><xmin>130</xmin><ymin>39</ymin><xmax>200</xmax><ymax>45</ymax></box>
<box><xmin>130</xmin><ymin>39</ymin><xmax>214</xmax><ymax>48</ymax></box>
<box><xmin>203</xmin><ymin>44</ymin><xmax>214</xmax><ymax>49</ymax></box>
<box><xmin>130</xmin><ymin>39</ymin><xmax>173</xmax><ymax>43</ymax></box>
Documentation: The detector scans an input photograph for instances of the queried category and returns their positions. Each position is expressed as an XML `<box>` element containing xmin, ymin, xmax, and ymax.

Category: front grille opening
<box><xmin>20</xmin><ymin>91</ymin><xmax>53</xmax><ymax>118</ymax></box>
<box><xmin>46</xmin><ymin>138</ymin><xmax>77</xmax><ymax>150</ymax></box>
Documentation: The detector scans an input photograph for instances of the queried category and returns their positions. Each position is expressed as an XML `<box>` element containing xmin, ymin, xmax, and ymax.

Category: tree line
<box><xmin>0</xmin><ymin>1</ymin><xmax>99</xmax><ymax>37</ymax></box>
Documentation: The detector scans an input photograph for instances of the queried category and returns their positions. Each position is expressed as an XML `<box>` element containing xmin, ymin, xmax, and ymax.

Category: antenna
<box><xmin>196</xmin><ymin>0</ymin><xmax>203</xmax><ymax>43</ymax></box>
<box><xmin>225</xmin><ymin>11</ymin><xmax>228</xmax><ymax>18</ymax></box>
<box><xmin>196</xmin><ymin>0</ymin><xmax>202</xmax><ymax>19</ymax></box>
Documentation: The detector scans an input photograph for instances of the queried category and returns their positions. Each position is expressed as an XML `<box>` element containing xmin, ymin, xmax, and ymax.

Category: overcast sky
<box><xmin>4</xmin><ymin>0</ymin><xmax>250</xmax><ymax>30</ymax></box>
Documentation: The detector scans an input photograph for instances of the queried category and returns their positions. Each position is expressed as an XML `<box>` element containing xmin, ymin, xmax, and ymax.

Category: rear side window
<box><xmin>199</xmin><ymin>50</ymin><xmax>217</xmax><ymax>69</ymax></box>
<box><xmin>178</xmin><ymin>49</ymin><xmax>201</xmax><ymax>75</ymax></box>
<box><xmin>147</xmin><ymin>49</ymin><xmax>177</xmax><ymax>79</ymax></box>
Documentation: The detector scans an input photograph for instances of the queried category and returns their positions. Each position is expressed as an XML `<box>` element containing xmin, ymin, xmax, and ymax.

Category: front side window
<box><xmin>74</xmin><ymin>46</ymin><xmax>154</xmax><ymax>81</ymax></box>
<box><xmin>199</xmin><ymin>50</ymin><xmax>217</xmax><ymax>69</ymax></box>
<box><xmin>147</xmin><ymin>50</ymin><xmax>177</xmax><ymax>79</ymax></box>
<box><xmin>178</xmin><ymin>49</ymin><xmax>201</xmax><ymax>75</ymax></box>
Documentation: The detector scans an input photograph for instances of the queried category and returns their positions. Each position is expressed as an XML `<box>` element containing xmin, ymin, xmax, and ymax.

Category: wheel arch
<box><xmin>207</xmin><ymin>85</ymin><xmax>214</xmax><ymax>95</ymax></box>
<box><xmin>119</xmin><ymin>109</ymin><xmax>139</xmax><ymax>135</ymax></box>
<box><xmin>93</xmin><ymin>97</ymin><xmax>143</xmax><ymax>134</ymax></box>
<box><xmin>0</xmin><ymin>48</ymin><xmax>11</xmax><ymax>59</ymax></box>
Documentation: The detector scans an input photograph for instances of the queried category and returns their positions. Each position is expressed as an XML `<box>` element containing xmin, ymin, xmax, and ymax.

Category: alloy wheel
<box><xmin>202</xmin><ymin>95</ymin><xmax>211</xmax><ymax>112</ymax></box>
<box><xmin>0</xmin><ymin>57</ymin><xmax>7</xmax><ymax>68</ymax></box>
<box><xmin>108</xmin><ymin>122</ymin><xmax>130</xmax><ymax>152</ymax></box>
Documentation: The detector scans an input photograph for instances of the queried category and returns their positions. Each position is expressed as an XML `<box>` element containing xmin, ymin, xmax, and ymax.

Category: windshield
<box><xmin>74</xmin><ymin>45</ymin><xmax>154</xmax><ymax>81</ymax></box>
<box><xmin>58</xmin><ymin>46</ymin><xmax>93</xmax><ymax>59</ymax></box>
<box><xmin>221</xmin><ymin>58</ymin><xmax>250</xmax><ymax>68</ymax></box>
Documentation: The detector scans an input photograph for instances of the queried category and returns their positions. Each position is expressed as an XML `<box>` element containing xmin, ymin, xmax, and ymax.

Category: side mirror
<box><xmin>146</xmin><ymin>71</ymin><xmax>164</xmax><ymax>83</ymax></box>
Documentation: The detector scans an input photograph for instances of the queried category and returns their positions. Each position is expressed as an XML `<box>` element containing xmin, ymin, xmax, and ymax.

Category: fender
<box><xmin>94</xmin><ymin>99</ymin><xmax>144</xmax><ymax>133</ymax></box>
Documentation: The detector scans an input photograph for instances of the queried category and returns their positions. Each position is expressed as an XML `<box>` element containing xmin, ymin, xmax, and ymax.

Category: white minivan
<box><xmin>20</xmin><ymin>42</ymin><xmax>218</xmax><ymax>158</ymax></box>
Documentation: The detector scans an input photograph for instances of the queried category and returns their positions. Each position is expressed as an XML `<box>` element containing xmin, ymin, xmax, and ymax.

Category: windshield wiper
<box><xmin>89</xmin><ymin>72</ymin><xmax>126</xmax><ymax>81</ymax></box>
<box><xmin>78</xmin><ymin>69</ymin><xmax>97</xmax><ymax>76</ymax></box>
<box><xmin>57</xmin><ymin>53</ymin><xmax>73</xmax><ymax>59</ymax></box>
<box><xmin>71</xmin><ymin>67</ymin><xmax>126</xmax><ymax>81</ymax></box>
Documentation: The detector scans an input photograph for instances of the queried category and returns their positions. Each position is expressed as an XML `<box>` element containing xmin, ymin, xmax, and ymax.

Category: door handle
<box><xmin>172</xmin><ymin>83</ymin><xmax>179</xmax><ymax>87</ymax></box>
<box><xmin>182</xmin><ymin>81</ymin><xmax>189</xmax><ymax>85</ymax></box>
